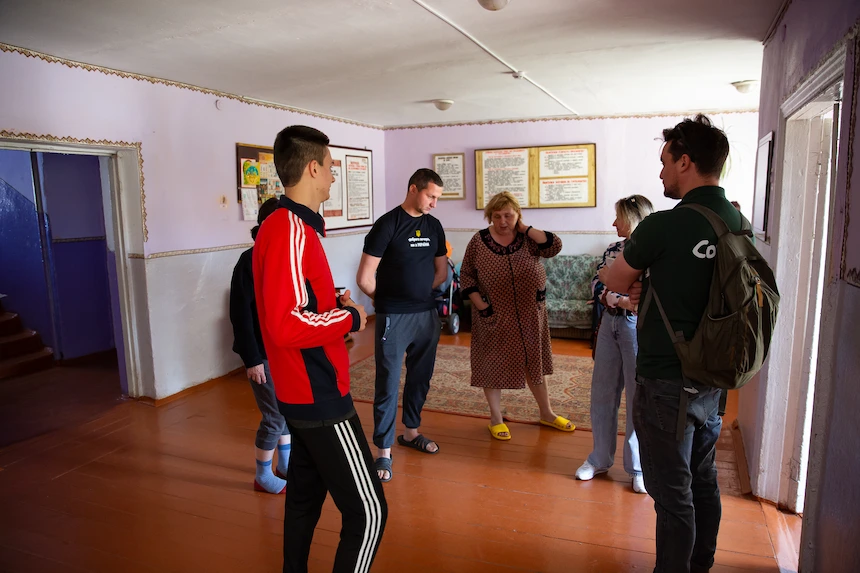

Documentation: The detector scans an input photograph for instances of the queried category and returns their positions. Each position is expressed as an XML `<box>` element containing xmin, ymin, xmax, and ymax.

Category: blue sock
<box><xmin>254</xmin><ymin>459</ymin><xmax>286</xmax><ymax>494</ymax></box>
<box><xmin>277</xmin><ymin>442</ymin><xmax>291</xmax><ymax>476</ymax></box>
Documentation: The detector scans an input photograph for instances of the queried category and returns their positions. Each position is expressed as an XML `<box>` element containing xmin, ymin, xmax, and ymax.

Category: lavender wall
<box><xmin>385</xmin><ymin>112</ymin><xmax>759</xmax><ymax>259</ymax></box>
<box><xmin>40</xmin><ymin>153</ymin><xmax>115</xmax><ymax>360</ymax></box>
<box><xmin>0</xmin><ymin>48</ymin><xmax>386</xmax><ymax>398</ymax></box>
<box><xmin>0</xmin><ymin>149</ymin><xmax>54</xmax><ymax>342</ymax></box>
<box><xmin>0</xmin><ymin>50</ymin><xmax>387</xmax><ymax>256</ymax></box>
<box><xmin>743</xmin><ymin>0</ymin><xmax>860</xmax><ymax>568</ymax></box>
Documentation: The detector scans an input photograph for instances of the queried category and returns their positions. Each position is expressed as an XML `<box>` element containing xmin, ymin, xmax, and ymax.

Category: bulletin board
<box><xmin>236</xmin><ymin>143</ymin><xmax>374</xmax><ymax>230</ymax></box>
<box><xmin>475</xmin><ymin>143</ymin><xmax>596</xmax><ymax>210</ymax></box>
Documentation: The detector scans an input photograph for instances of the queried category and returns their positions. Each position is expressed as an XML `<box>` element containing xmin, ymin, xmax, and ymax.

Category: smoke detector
<box><xmin>478</xmin><ymin>0</ymin><xmax>510</xmax><ymax>10</ymax></box>
<box><xmin>433</xmin><ymin>99</ymin><xmax>454</xmax><ymax>111</ymax></box>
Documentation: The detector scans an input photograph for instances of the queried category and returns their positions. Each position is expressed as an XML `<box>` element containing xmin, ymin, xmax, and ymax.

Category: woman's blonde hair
<box><xmin>484</xmin><ymin>191</ymin><xmax>522</xmax><ymax>223</ymax></box>
<box><xmin>615</xmin><ymin>194</ymin><xmax>654</xmax><ymax>234</ymax></box>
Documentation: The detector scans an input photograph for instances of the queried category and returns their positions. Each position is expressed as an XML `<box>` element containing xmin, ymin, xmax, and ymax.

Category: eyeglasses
<box><xmin>674</xmin><ymin>123</ymin><xmax>697</xmax><ymax>162</ymax></box>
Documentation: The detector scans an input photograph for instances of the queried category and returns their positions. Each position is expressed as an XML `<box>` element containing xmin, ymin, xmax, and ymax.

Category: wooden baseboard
<box><xmin>136</xmin><ymin>318</ymin><xmax>373</xmax><ymax>408</ymax></box>
<box><xmin>137</xmin><ymin>372</ymin><xmax>238</xmax><ymax>407</ymax></box>
<box><xmin>731</xmin><ymin>419</ymin><xmax>753</xmax><ymax>495</ymax></box>
<box><xmin>56</xmin><ymin>349</ymin><xmax>117</xmax><ymax>366</ymax></box>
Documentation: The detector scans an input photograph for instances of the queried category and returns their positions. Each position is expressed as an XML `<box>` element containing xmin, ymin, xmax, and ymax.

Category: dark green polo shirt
<box><xmin>623</xmin><ymin>186</ymin><xmax>743</xmax><ymax>379</ymax></box>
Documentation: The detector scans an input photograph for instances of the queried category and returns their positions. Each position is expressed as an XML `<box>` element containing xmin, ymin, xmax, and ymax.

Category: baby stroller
<box><xmin>434</xmin><ymin>258</ymin><xmax>463</xmax><ymax>334</ymax></box>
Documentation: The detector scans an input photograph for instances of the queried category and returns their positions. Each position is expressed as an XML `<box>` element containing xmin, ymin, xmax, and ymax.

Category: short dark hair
<box><xmin>273</xmin><ymin>125</ymin><xmax>330</xmax><ymax>188</ymax></box>
<box><xmin>407</xmin><ymin>168</ymin><xmax>444</xmax><ymax>193</ymax></box>
<box><xmin>662</xmin><ymin>114</ymin><xmax>729</xmax><ymax>178</ymax></box>
<box><xmin>251</xmin><ymin>197</ymin><xmax>279</xmax><ymax>240</ymax></box>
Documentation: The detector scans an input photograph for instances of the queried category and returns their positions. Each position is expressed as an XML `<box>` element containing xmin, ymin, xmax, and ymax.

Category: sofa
<box><xmin>543</xmin><ymin>254</ymin><xmax>601</xmax><ymax>339</ymax></box>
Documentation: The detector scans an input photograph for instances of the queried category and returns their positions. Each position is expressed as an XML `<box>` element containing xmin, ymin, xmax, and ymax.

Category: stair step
<box><xmin>0</xmin><ymin>330</ymin><xmax>44</xmax><ymax>360</ymax></box>
<box><xmin>0</xmin><ymin>312</ymin><xmax>23</xmax><ymax>337</ymax></box>
<box><xmin>0</xmin><ymin>347</ymin><xmax>54</xmax><ymax>380</ymax></box>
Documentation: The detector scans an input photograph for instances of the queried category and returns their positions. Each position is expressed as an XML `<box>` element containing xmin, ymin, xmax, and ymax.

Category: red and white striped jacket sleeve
<box><xmin>254</xmin><ymin>211</ymin><xmax>356</xmax><ymax>349</ymax></box>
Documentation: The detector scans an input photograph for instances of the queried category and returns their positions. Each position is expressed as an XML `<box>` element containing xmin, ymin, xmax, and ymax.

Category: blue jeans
<box><xmin>587</xmin><ymin>312</ymin><xmax>641</xmax><ymax>476</ymax></box>
<box><xmin>633</xmin><ymin>375</ymin><xmax>722</xmax><ymax>573</ymax></box>
<box><xmin>372</xmin><ymin>310</ymin><xmax>441</xmax><ymax>449</ymax></box>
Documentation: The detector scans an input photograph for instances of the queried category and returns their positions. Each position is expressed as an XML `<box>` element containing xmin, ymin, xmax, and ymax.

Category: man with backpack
<box><xmin>599</xmin><ymin>114</ymin><xmax>778</xmax><ymax>573</ymax></box>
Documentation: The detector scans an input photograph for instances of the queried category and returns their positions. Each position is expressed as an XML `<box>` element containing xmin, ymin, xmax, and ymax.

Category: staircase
<box><xmin>0</xmin><ymin>294</ymin><xmax>54</xmax><ymax>379</ymax></box>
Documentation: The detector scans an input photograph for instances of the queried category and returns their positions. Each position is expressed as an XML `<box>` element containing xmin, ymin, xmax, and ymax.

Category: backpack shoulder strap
<box><xmin>679</xmin><ymin>203</ymin><xmax>730</xmax><ymax>236</ymax></box>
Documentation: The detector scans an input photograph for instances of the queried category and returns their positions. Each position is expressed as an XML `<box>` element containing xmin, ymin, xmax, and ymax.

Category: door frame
<box><xmin>753</xmin><ymin>45</ymin><xmax>846</xmax><ymax>509</ymax></box>
<box><xmin>0</xmin><ymin>135</ymin><xmax>151</xmax><ymax>398</ymax></box>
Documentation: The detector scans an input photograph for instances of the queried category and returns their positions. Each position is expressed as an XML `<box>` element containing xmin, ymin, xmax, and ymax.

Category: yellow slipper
<box><xmin>488</xmin><ymin>423</ymin><xmax>512</xmax><ymax>441</ymax></box>
<box><xmin>540</xmin><ymin>416</ymin><xmax>576</xmax><ymax>432</ymax></box>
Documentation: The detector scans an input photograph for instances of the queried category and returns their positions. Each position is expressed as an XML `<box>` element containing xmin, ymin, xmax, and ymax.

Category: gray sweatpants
<box><xmin>249</xmin><ymin>359</ymin><xmax>290</xmax><ymax>450</ymax></box>
<box><xmin>372</xmin><ymin>310</ymin><xmax>441</xmax><ymax>449</ymax></box>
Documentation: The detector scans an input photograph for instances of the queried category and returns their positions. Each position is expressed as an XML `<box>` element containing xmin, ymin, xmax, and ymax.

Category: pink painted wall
<box><xmin>0</xmin><ymin>50</ymin><xmax>386</xmax><ymax>255</ymax></box>
<box><xmin>740</xmin><ymin>0</ymin><xmax>860</xmax><ymax>568</ymax></box>
<box><xmin>384</xmin><ymin>113</ymin><xmax>760</xmax><ymax>235</ymax></box>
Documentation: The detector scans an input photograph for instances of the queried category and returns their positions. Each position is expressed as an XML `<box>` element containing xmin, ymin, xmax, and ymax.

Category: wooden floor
<box><xmin>0</xmin><ymin>327</ymin><xmax>799</xmax><ymax>573</ymax></box>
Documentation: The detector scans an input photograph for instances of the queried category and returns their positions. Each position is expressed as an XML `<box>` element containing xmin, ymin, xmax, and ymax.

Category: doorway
<box><xmin>766</xmin><ymin>78</ymin><xmax>843</xmax><ymax>515</ymax></box>
<box><xmin>0</xmin><ymin>138</ymin><xmax>151</xmax><ymax>447</ymax></box>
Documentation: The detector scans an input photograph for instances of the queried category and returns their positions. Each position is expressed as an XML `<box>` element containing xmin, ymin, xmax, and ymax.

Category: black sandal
<box><xmin>373</xmin><ymin>456</ymin><xmax>393</xmax><ymax>482</ymax></box>
<box><xmin>397</xmin><ymin>434</ymin><xmax>439</xmax><ymax>454</ymax></box>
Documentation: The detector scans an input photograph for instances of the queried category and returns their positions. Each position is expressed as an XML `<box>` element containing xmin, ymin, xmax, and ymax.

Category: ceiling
<box><xmin>0</xmin><ymin>0</ymin><xmax>783</xmax><ymax>127</ymax></box>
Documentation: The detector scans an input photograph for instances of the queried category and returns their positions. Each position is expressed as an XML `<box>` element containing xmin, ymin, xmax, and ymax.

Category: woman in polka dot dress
<box><xmin>460</xmin><ymin>192</ymin><xmax>574</xmax><ymax>440</ymax></box>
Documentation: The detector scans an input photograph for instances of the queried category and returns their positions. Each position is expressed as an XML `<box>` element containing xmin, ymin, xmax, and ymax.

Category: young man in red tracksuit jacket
<box><xmin>254</xmin><ymin>125</ymin><xmax>387</xmax><ymax>573</ymax></box>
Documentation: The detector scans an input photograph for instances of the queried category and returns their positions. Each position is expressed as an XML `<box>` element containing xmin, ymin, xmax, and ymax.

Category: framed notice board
<box><xmin>236</xmin><ymin>143</ymin><xmax>374</xmax><ymax>230</ymax></box>
<box><xmin>475</xmin><ymin>143</ymin><xmax>596</xmax><ymax>210</ymax></box>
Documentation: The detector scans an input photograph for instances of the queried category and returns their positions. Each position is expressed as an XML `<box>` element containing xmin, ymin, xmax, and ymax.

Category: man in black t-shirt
<box><xmin>357</xmin><ymin>168</ymin><xmax>448</xmax><ymax>482</ymax></box>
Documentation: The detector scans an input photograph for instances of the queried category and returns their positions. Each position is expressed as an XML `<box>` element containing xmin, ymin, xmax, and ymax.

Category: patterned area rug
<box><xmin>349</xmin><ymin>345</ymin><xmax>627</xmax><ymax>431</ymax></box>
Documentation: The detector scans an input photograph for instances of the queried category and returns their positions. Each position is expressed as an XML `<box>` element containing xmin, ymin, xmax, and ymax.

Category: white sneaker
<box><xmin>632</xmin><ymin>474</ymin><xmax>647</xmax><ymax>494</ymax></box>
<box><xmin>575</xmin><ymin>461</ymin><xmax>607</xmax><ymax>481</ymax></box>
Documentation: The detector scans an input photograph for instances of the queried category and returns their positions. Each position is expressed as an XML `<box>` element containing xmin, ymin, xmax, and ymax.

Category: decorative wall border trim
<box><xmin>0</xmin><ymin>129</ymin><xmax>149</xmax><ymax>242</ymax></box>
<box><xmin>444</xmin><ymin>228</ymin><xmax>616</xmax><ymax>235</ymax></box>
<box><xmin>383</xmin><ymin>109</ymin><xmax>759</xmax><ymax>131</ymax></box>
<box><xmin>0</xmin><ymin>42</ymin><xmax>382</xmax><ymax>131</ymax></box>
<box><xmin>52</xmin><ymin>236</ymin><xmax>106</xmax><ymax>243</ymax></box>
<box><xmin>324</xmin><ymin>228</ymin><xmax>374</xmax><ymax>238</ymax></box>
<box><xmin>145</xmin><ymin>243</ymin><xmax>253</xmax><ymax>259</ymax></box>
<box><xmin>126</xmin><ymin>228</ymin><xmax>616</xmax><ymax>260</ymax></box>
<box><xmin>2</xmin><ymin>41</ymin><xmax>757</xmax><ymax>133</ymax></box>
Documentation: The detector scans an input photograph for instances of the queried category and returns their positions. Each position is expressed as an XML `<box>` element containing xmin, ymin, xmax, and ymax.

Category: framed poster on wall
<box><xmin>475</xmin><ymin>143</ymin><xmax>596</xmax><ymax>210</ymax></box>
<box><xmin>236</xmin><ymin>143</ymin><xmax>374</xmax><ymax>230</ymax></box>
<box><xmin>433</xmin><ymin>153</ymin><xmax>466</xmax><ymax>199</ymax></box>
<box><xmin>236</xmin><ymin>143</ymin><xmax>283</xmax><ymax>221</ymax></box>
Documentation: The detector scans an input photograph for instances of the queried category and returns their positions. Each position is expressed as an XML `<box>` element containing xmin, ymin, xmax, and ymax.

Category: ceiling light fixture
<box><xmin>411</xmin><ymin>0</ymin><xmax>577</xmax><ymax>115</ymax></box>
<box><xmin>478</xmin><ymin>0</ymin><xmax>510</xmax><ymax>10</ymax></box>
<box><xmin>732</xmin><ymin>80</ymin><xmax>760</xmax><ymax>94</ymax></box>
<box><xmin>433</xmin><ymin>99</ymin><xmax>454</xmax><ymax>111</ymax></box>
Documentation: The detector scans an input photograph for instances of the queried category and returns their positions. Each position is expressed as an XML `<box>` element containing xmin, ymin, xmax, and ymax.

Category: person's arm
<box><xmin>459</xmin><ymin>238</ymin><xmax>489</xmax><ymax>311</ymax></box>
<box><xmin>432</xmin><ymin>256</ymin><xmax>448</xmax><ymax>289</ymax></box>
<box><xmin>356</xmin><ymin>253</ymin><xmax>381</xmax><ymax>300</ymax></box>
<box><xmin>229</xmin><ymin>256</ymin><xmax>265</xmax><ymax>369</ymax></box>
<box><xmin>255</xmin><ymin>219</ymin><xmax>359</xmax><ymax>349</ymax></box>
<box><xmin>357</xmin><ymin>218</ymin><xmax>393</xmax><ymax>301</ymax></box>
<box><xmin>520</xmin><ymin>219</ymin><xmax>562</xmax><ymax>258</ymax></box>
<box><xmin>432</xmin><ymin>221</ymin><xmax>449</xmax><ymax>289</ymax></box>
<box><xmin>592</xmin><ymin>244</ymin><xmax>635</xmax><ymax>310</ymax></box>
<box><xmin>598</xmin><ymin>253</ymin><xmax>641</xmax><ymax>297</ymax></box>
<box><xmin>598</xmin><ymin>214</ymin><xmax>661</xmax><ymax>307</ymax></box>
